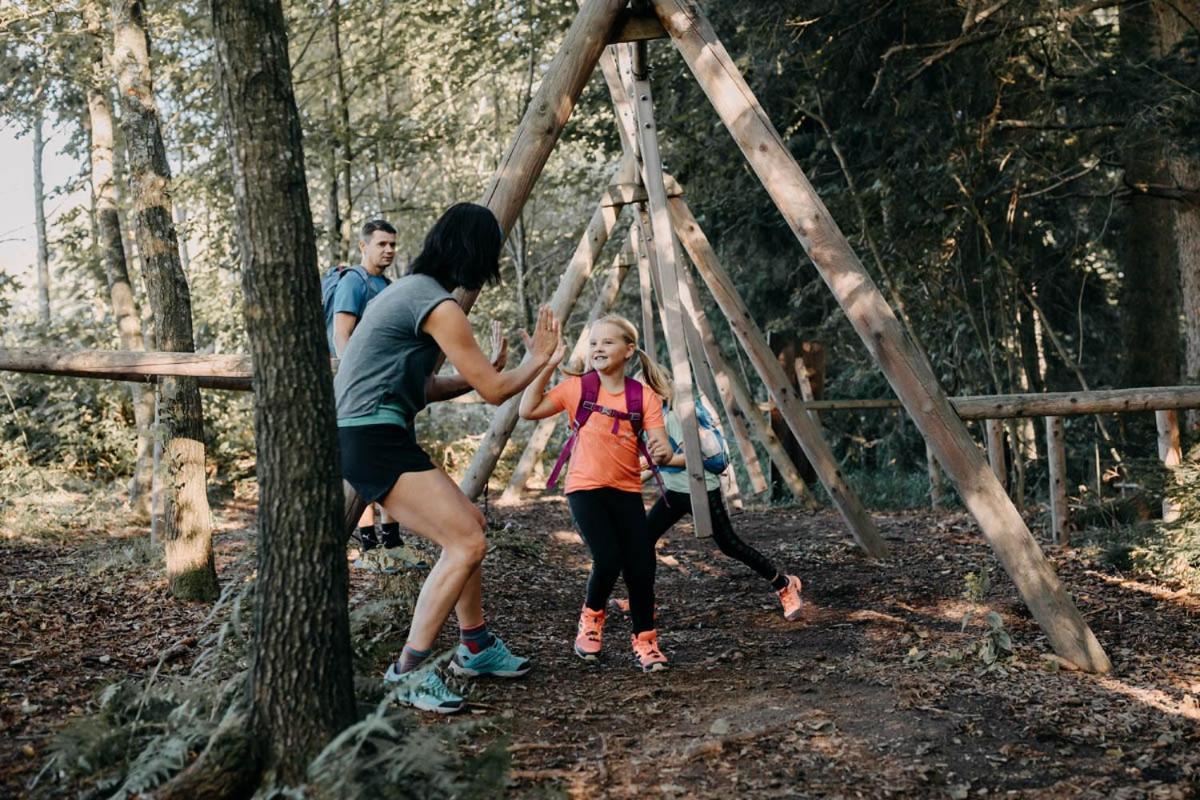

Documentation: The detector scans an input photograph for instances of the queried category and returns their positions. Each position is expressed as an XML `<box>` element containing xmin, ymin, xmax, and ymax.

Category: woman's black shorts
<box><xmin>338</xmin><ymin>423</ymin><xmax>435</xmax><ymax>503</ymax></box>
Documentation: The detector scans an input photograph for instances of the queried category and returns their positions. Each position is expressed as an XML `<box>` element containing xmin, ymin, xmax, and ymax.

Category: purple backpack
<box><xmin>546</xmin><ymin>371</ymin><xmax>668</xmax><ymax>499</ymax></box>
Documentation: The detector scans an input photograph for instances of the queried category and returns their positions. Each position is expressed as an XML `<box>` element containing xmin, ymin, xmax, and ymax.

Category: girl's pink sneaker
<box><xmin>777</xmin><ymin>575</ymin><xmax>804</xmax><ymax>621</ymax></box>
<box><xmin>574</xmin><ymin>606</ymin><xmax>605</xmax><ymax>661</ymax></box>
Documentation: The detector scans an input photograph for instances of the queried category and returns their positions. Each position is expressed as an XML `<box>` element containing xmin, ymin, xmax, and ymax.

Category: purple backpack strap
<box><xmin>625</xmin><ymin>378</ymin><xmax>670</xmax><ymax>503</ymax></box>
<box><xmin>546</xmin><ymin>372</ymin><xmax>601</xmax><ymax>490</ymax></box>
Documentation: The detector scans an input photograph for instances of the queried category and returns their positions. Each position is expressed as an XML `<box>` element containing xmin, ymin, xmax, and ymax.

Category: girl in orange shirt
<box><xmin>520</xmin><ymin>315</ymin><xmax>674</xmax><ymax>671</ymax></box>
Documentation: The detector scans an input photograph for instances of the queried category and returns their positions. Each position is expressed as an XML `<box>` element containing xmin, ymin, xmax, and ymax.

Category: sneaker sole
<box><xmin>638</xmin><ymin>661</ymin><xmax>668</xmax><ymax>673</ymax></box>
<box><xmin>573</xmin><ymin>645</ymin><xmax>601</xmax><ymax>662</ymax></box>
<box><xmin>783</xmin><ymin>607</ymin><xmax>804</xmax><ymax>622</ymax></box>
<box><xmin>409</xmin><ymin>698</ymin><xmax>467</xmax><ymax>714</ymax></box>
<box><xmin>448</xmin><ymin>661</ymin><xmax>531</xmax><ymax>678</ymax></box>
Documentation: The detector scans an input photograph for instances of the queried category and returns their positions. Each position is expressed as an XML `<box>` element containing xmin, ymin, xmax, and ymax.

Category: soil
<box><xmin>2</xmin><ymin>493</ymin><xmax>1198</xmax><ymax>798</ymax></box>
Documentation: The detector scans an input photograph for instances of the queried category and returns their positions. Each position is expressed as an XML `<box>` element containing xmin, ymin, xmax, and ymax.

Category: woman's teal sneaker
<box><xmin>449</xmin><ymin>635</ymin><xmax>532</xmax><ymax>678</ymax></box>
<box><xmin>383</xmin><ymin>664</ymin><xmax>465</xmax><ymax>714</ymax></box>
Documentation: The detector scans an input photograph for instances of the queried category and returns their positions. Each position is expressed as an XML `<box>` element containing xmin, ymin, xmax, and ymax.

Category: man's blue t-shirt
<box><xmin>326</xmin><ymin>267</ymin><xmax>391</xmax><ymax>354</ymax></box>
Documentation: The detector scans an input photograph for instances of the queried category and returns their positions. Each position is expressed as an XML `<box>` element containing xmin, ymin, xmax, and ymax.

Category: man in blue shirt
<box><xmin>327</xmin><ymin>219</ymin><xmax>416</xmax><ymax>569</ymax></box>
<box><xmin>327</xmin><ymin>219</ymin><xmax>397</xmax><ymax>356</ymax></box>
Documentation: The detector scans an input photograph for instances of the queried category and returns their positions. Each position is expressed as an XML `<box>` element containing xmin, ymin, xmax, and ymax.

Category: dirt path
<box><xmin>2</xmin><ymin>496</ymin><xmax>1198</xmax><ymax>798</ymax></box>
<box><xmin>449</xmin><ymin>496</ymin><xmax>1199</xmax><ymax>798</ymax></box>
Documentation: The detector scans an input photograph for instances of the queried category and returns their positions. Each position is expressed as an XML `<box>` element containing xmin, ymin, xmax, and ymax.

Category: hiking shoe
<box><xmin>383</xmin><ymin>664</ymin><xmax>465</xmax><ymax>714</ymax></box>
<box><xmin>608</xmin><ymin>597</ymin><xmax>630</xmax><ymax>614</ymax></box>
<box><xmin>353</xmin><ymin>548</ymin><xmax>399</xmax><ymax>574</ymax></box>
<box><xmin>777</xmin><ymin>574</ymin><xmax>804</xmax><ymax>621</ymax></box>
<box><xmin>574</xmin><ymin>606</ymin><xmax>606</xmax><ymax>661</ymax></box>
<box><xmin>631</xmin><ymin>630</ymin><xmax>668</xmax><ymax>672</ymax></box>
<box><xmin>449</xmin><ymin>635</ymin><xmax>531</xmax><ymax>678</ymax></box>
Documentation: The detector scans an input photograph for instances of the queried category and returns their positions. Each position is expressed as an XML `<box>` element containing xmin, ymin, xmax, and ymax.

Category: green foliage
<box><xmin>841</xmin><ymin>467</ymin><xmax>939</xmax><ymax>511</ymax></box>
<box><xmin>41</xmin><ymin>578</ymin><xmax>510</xmax><ymax>798</ymax></box>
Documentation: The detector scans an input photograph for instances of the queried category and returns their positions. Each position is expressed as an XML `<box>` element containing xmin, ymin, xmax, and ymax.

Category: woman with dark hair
<box><xmin>335</xmin><ymin>202</ymin><xmax>563</xmax><ymax>713</ymax></box>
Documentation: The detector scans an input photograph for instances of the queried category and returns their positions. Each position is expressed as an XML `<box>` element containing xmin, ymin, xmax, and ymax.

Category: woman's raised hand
<box><xmin>522</xmin><ymin>305</ymin><xmax>562</xmax><ymax>367</ymax></box>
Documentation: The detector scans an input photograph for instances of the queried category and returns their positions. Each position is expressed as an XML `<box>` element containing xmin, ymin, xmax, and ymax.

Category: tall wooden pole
<box><xmin>675</xmin><ymin>251</ymin><xmax>774</xmax><ymax>498</ymax></box>
<box><xmin>629</xmin><ymin>53</ymin><xmax>714</xmax><ymax>539</ymax></box>
<box><xmin>459</xmin><ymin>162</ymin><xmax>632</xmax><ymax>500</ymax></box>
<box><xmin>927</xmin><ymin>443</ymin><xmax>944</xmax><ymax>510</ymax></box>
<box><xmin>458</xmin><ymin>0</ymin><xmax>627</xmax><ymax>318</ymax></box>
<box><xmin>986</xmin><ymin>418</ymin><xmax>1007</xmax><ymax>489</ymax></box>
<box><xmin>654</xmin><ymin>0</ymin><xmax>1109</xmax><ymax>672</ymax></box>
<box><xmin>670</xmin><ymin>197</ymin><xmax>886</xmax><ymax>557</ymax></box>
<box><xmin>632</xmin><ymin>215</ymin><xmax>658</xmax><ymax>357</ymax></box>
<box><xmin>1045</xmin><ymin>417</ymin><xmax>1069</xmax><ymax>545</ymax></box>
<box><xmin>1155</xmin><ymin>409</ymin><xmax>1182</xmax><ymax>523</ymax></box>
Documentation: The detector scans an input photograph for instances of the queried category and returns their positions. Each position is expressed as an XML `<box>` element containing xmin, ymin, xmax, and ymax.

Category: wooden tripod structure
<box><xmin>455</xmin><ymin>0</ymin><xmax>1110</xmax><ymax>672</ymax></box>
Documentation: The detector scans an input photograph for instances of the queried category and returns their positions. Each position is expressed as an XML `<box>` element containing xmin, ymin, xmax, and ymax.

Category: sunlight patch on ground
<box><xmin>1084</xmin><ymin>570</ymin><xmax>1200</xmax><ymax>612</ymax></box>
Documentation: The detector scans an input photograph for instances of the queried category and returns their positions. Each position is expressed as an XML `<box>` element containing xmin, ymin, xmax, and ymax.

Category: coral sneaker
<box><xmin>777</xmin><ymin>574</ymin><xmax>804</xmax><ymax>621</ymax></box>
<box><xmin>574</xmin><ymin>606</ymin><xmax>605</xmax><ymax>661</ymax></box>
<box><xmin>631</xmin><ymin>630</ymin><xmax>668</xmax><ymax>672</ymax></box>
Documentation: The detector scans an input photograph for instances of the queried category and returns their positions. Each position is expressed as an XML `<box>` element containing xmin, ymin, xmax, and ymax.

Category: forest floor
<box><xmin>2</xmin><ymin>489</ymin><xmax>1199</xmax><ymax>798</ymax></box>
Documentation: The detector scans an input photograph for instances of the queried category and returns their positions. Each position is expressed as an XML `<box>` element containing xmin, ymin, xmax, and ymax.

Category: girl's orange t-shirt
<box><xmin>545</xmin><ymin>374</ymin><xmax>664</xmax><ymax>494</ymax></box>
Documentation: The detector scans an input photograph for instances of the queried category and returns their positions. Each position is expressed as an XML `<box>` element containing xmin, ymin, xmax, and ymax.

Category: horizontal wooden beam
<box><xmin>7</xmin><ymin>349</ymin><xmax>1199</xmax><ymax>418</ymax></box>
<box><xmin>609</xmin><ymin>9</ymin><xmax>667</xmax><ymax>43</ymax></box>
<box><xmin>600</xmin><ymin>176</ymin><xmax>683</xmax><ymax>207</ymax></box>
<box><xmin>0</xmin><ymin>347</ymin><xmax>261</xmax><ymax>391</ymax></box>
<box><xmin>753</xmin><ymin>386</ymin><xmax>1200</xmax><ymax>419</ymax></box>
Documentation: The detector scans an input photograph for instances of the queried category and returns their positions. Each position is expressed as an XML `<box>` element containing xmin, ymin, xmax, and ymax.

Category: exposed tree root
<box><xmin>153</xmin><ymin>713</ymin><xmax>260</xmax><ymax>800</ymax></box>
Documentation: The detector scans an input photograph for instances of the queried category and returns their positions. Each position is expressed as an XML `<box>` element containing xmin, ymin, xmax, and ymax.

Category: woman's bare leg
<box><xmin>378</xmin><ymin>468</ymin><xmax>487</xmax><ymax>650</ymax></box>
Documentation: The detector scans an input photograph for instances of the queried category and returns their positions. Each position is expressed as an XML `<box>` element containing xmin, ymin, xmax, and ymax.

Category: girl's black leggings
<box><xmin>646</xmin><ymin>488</ymin><xmax>778</xmax><ymax>582</ymax></box>
<box><xmin>567</xmin><ymin>488</ymin><xmax>656</xmax><ymax>633</ymax></box>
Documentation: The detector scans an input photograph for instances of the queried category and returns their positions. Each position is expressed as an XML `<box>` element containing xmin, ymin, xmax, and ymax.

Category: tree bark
<box><xmin>32</xmin><ymin>105</ymin><xmax>51</xmax><ymax>325</ymax></box>
<box><xmin>113</xmin><ymin>0</ymin><xmax>218</xmax><ymax>602</ymax></box>
<box><xmin>83</xmin><ymin>1</ymin><xmax>154</xmax><ymax>521</ymax></box>
<box><xmin>212</xmin><ymin>0</ymin><xmax>357</xmax><ymax>783</ymax></box>
<box><xmin>1119</xmin><ymin>1</ymin><xmax>1194</xmax><ymax>392</ymax></box>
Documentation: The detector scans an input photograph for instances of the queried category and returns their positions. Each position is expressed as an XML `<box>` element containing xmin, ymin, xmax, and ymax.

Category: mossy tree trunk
<box><xmin>82</xmin><ymin>0</ymin><xmax>155</xmax><ymax>521</ymax></box>
<box><xmin>113</xmin><ymin>0</ymin><xmax>218</xmax><ymax>601</ymax></box>
<box><xmin>212</xmin><ymin>0</ymin><xmax>357</xmax><ymax>784</ymax></box>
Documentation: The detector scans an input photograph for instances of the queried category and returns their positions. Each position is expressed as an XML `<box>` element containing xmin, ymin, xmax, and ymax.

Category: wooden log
<box><xmin>790</xmin><ymin>387</ymin><xmax>1200</xmax><ymax>418</ymax></box>
<box><xmin>676</xmin><ymin>257</ymin><xmax>773</xmax><ymax>498</ymax></box>
<box><xmin>459</xmin><ymin>162</ymin><xmax>632</xmax><ymax>500</ymax></box>
<box><xmin>670</xmin><ymin>198</ymin><xmax>885</xmax><ymax>557</ymax></box>
<box><xmin>600</xmin><ymin>177</ymin><xmax>684</xmax><ymax>208</ymax></box>
<box><xmin>768</xmin><ymin>334</ymin><xmax>812</xmax><ymax>490</ymax></box>
<box><xmin>1156</xmin><ymin>409</ymin><xmax>1182</xmax><ymax>523</ymax></box>
<box><xmin>456</xmin><ymin>0</ymin><xmax>626</xmax><ymax>318</ymax></box>
<box><xmin>986</xmin><ymin>418</ymin><xmax>1007</xmax><ymax>489</ymax></box>
<box><xmin>655</xmin><ymin>0</ymin><xmax>1108</xmax><ymax>671</ymax></box>
<box><xmin>631</xmin><ymin>214</ymin><xmax>658</xmax><ymax>359</ymax></box>
<box><xmin>926</xmin><ymin>442</ymin><xmax>944</xmax><ymax>510</ymax></box>
<box><xmin>610</xmin><ymin>8</ymin><xmax>668</xmax><ymax>43</ymax></box>
<box><xmin>501</xmin><ymin>246</ymin><xmax>634</xmax><ymax>503</ymax></box>
<box><xmin>0</xmin><ymin>347</ymin><xmax>255</xmax><ymax>389</ymax></box>
<box><xmin>1045</xmin><ymin>417</ymin><xmax>1069</xmax><ymax>545</ymax></box>
<box><xmin>630</xmin><ymin>67</ymin><xmax>713</xmax><ymax>539</ymax></box>
<box><xmin>655</xmin><ymin>231</ymin><xmax>746</xmax><ymax>507</ymax></box>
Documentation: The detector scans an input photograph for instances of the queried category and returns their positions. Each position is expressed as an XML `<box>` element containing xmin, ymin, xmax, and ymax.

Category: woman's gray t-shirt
<box><xmin>334</xmin><ymin>273</ymin><xmax>454</xmax><ymax>424</ymax></box>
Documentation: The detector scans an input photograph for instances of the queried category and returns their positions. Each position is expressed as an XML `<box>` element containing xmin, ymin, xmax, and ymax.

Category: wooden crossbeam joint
<box><xmin>609</xmin><ymin>8</ymin><xmax>667</xmax><ymax>43</ymax></box>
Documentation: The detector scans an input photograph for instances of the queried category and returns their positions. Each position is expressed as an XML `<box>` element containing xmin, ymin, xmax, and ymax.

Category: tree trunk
<box><xmin>83</xmin><ymin>1</ymin><xmax>154</xmax><ymax>521</ymax></box>
<box><xmin>1173</xmin><ymin>149</ymin><xmax>1200</xmax><ymax>432</ymax></box>
<box><xmin>32</xmin><ymin>106</ymin><xmax>51</xmax><ymax>325</ymax></box>
<box><xmin>212</xmin><ymin>0</ymin><xmax>357</xmax><ymax>784</ymax></box>
<box><xmin>1119</xmin><ymin>2</ymin><xmax>1185</xmax><ymax>392</ymax></box>
<box><xmin>113</xmin><ymin>0</ymin><xmax>218</xmax><ymax>601</ymax></box>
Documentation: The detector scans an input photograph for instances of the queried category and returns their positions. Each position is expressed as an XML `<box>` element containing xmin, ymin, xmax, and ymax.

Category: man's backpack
<box><xmin>546</xmin><ymin>371</ymin><xmax>668</xmax><ymax>499</ymax></box>
<box><xmin>662</xmin><ymin>394</ymin><xmax>730</xmax><ymax>475</ymax></box>
<box><xmin>320</xmin><ymin>264</ymin><xmax>373</xmax><ymax>317</ymax></box>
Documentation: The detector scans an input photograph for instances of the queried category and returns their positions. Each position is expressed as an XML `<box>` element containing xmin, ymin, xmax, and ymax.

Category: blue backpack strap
<box><xmin>546</xmin><ymin>372</ymin><xmax>601</xmax><ymax>490</ymax></box>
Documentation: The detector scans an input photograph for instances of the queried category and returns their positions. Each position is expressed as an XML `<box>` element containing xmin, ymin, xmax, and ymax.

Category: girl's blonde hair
<box><xmin>563</xmin><ymin>314</ymin><xmax>673</xmax><ymax>399</ymax></box>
